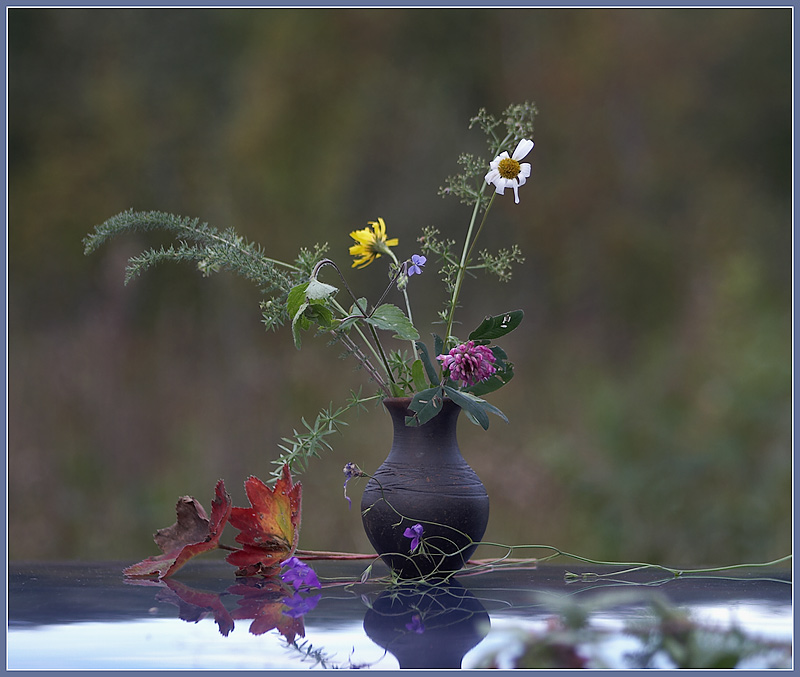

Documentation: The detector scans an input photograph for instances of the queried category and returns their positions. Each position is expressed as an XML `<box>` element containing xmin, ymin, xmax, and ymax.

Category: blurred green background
<box><xmin>9</xmin><ymin>7</ymin><xmax>791</xmax><ymax>567</ymax></box>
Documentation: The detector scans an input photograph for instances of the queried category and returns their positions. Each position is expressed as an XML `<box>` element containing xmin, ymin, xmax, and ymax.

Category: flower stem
<box><xmin>294</xmin><ymin>549</ymin><xmax>378</xmax><ymax>560</ymax></box>
<box><xmin>474</xmin><ymin>543</ymin><xmax>792</xmax><ymax>580</ymax></box>
<box><xmin>438</xmin><ymin>131</ymin><xmax>518</xmax><ymax>350</ymax></box>
<box><xmin>443</xmin><ymin>192</ymin><xmax>496</xmax><ymax>346</ymax></box>
<box><xmin>337</xmin><ymin>332</ymin><xmax>391</xmax><ymax>396</ymax></box>
<box><xmin>312</xmin><ymin>258</ymin><xmax>397</xmax><ymax>387</ymax></box>
<box><xmin>387</xmin><ymin>251</ymin><xmax>419</xmax><ymax>361</ymax></box>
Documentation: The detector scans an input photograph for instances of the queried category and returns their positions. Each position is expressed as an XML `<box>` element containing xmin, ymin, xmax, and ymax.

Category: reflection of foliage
<box><xmin>627</xmin><ymin>596</ymin><xmax>790</xmax><ymax>669</ymax></box>
<box><xmin>128</xmin><ymin>573</ymin><xmax>320</xmax><ymax>643</ymax></box>
<box><xmin>229</xmin><ymin>577</ymin><xmax>307</xmax><ymax>642</ymax></box>
<box><xmin>137</xmin><ymin>568</ymin><xmax>369</xmax><ymax>669</ymax></box>
<box><xmin>156</xmin><ymin>578</ymin><xmax>235</xmax><ymax>637</ymax></box>
<box><xmin>483</xmin><ymin>617</ymin><xmax>589</xmax><ymax>669</ymax></box>
<box><xmin>124</xmin><ymin>557</ymin><xmax>788</xmax><ymax>669</ymax></box>
<box><xmin>474</xmin><ymin>591</ymin><xmax>791</xmax><ymax>670</ymax></box>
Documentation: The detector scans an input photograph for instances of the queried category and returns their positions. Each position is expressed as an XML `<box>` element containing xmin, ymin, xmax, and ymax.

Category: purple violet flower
<box><xmin>405</xmin><ymin>614</ymin><xmax>425</xmax><ymax>634</ymax></box>
<box><xmin>280</xmin><ymin>557</ymin><xmax>321</xmax><ymax>592</ymax></box>
<box><xmin>403</xmin><ymin>523</ymin><xmax>424</xmax><ymax>552</ymax></box>
<box><xmin>436</xmin><ymin>340</ymin><xmax>497</xmax><ymax>386</ymax></box>
<box><xmin>343</xmin><ymin>462</ymin><xmax>365</xmax><ymax>509</ymax></box>
<box><xmin>281</xmin><ymin>592</ymin><xmax>322</xmax><ymax>619</ymax></box>
<box><xmin>407</xmin><ymin>254</ymin><xmax>427</xmax><ymax>276</ymax></box>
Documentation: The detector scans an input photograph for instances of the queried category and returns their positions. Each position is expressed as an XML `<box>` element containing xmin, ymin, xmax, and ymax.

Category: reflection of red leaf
<box><xmin>157</xmin><ymin>579</ymin><xmax>235</xmax><ymax>637</ymax></box>
<box><xmin>225</xmin><ymin>465</ymin><xmax>302</xmax><ymax>575</ymax></box>
<box><xmin>229</xmin><ymin>578</ymin><xmax>305</xmax><ymax>643</ymax></box>
<box><xmin>124</xmin><ymin>480</ymin><xmax>232</xmax><ymax>579</ymax></box>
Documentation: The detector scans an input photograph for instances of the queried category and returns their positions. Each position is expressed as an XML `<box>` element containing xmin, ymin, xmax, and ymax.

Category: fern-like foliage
<box><xmin>83</xmin><ymin>209</ymin><xmax>326</xmax><ymax>330</ymax></box>
<box><xmin>271</xmin><ymin>389</ymin><xmax>376</xmax><ymax>480</ymax></box>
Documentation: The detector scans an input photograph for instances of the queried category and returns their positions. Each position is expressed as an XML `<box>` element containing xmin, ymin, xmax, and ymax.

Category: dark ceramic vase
<box><xmin>360</xmin><ymin>397</ymin><xmax>490</xmax><ymax>579</ymax></box>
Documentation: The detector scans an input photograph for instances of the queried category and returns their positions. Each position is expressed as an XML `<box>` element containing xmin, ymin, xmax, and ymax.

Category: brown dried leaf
<box><xmin>153</xmin><ymin>496</ymin><xmax>210</xmax><ymax>554</ymax></box>
<box><xmin>124</xmin><ymin>480</ymin><xmax>232</xmax><ymax>579</ymax></box>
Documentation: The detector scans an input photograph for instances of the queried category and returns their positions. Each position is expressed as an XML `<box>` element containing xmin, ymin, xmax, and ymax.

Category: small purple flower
<box><xmin>280</xmin><ymin>557</ymin><xmax>321</xmax><ymax>592</ymax></box>
<box><xmin>281</xmin><ymin>592</ymin><xmax>321</xmax><ymax>618</ymax></box>
<box><xmin>403</xmin><ymin>523</ymin><xmax>424</xmax><ymax>552</ymax></box>
<box><xmin>343</xmin><ymin>462</ymin><xmax>365</xmax><ymax>509</ymax></box>
<box><xmin>437</xmin><ymin>340</ymin><xmax>497</xmax><ymax>386</ymax></box>
<box><xmin>407</xmin><ymin>254</ymin><xmax>427</xmax><ymax>276</ymax></box>
<box><xmin>405</xmin><ymin>614</ymin><xmax>425</xmax><ymax>634</ymax></box>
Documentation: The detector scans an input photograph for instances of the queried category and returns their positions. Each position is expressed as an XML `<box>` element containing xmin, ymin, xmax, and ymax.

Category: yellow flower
<box><xmin>348</xmin><ymin>217</ymin><xmax>399</xmax><ymax>269</ymax></box>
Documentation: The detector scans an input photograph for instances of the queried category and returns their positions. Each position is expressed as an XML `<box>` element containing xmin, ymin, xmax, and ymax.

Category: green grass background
<box><xmin>8</xmin><ymin>7</ymin><xmax>791</xmax><ymax>567</ymax></box>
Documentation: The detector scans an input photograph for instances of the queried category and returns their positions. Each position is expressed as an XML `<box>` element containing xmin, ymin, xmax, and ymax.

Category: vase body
<box><xmin>360</xmin><ymin>397</ymin><xmax>490</xmax><ymax>579</ymax></box>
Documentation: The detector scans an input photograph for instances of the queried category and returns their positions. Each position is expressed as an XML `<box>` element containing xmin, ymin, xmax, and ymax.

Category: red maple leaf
<box><xmin>124</xmin><ymin>479</ymin><xmax>232</xmax><ymax>579</ymax></box>
<box><xmin>225</xmin><ymin>465</ymin><xmax>302</xmax><ymax>575</ymax></box>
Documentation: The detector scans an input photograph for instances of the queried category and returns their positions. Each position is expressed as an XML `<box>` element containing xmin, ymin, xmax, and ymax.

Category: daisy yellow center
<box><xmin>498</xmin><ymin>157</ymin><xmax>521</xmax><ymax>179</ymax></box>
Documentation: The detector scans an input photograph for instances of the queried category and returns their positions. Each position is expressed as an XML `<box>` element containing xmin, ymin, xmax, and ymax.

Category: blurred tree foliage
<box><xmin>8</xmin><ymin>8</ymin><xmax>791</xmax><ymax>566</ymax></box>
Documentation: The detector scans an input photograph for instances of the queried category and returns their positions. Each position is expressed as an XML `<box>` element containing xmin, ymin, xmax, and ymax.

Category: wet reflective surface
<box><xmin>8</xmin><ymin>559</ymin><xmax>792</xmax><ymax>670</ymax></box>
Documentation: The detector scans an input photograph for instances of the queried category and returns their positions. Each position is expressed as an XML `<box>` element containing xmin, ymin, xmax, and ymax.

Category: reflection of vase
<box><xmin>360</xmin><ymin>397</ymin><xmax>490</xmax><ymax>579</ymax></box>
<box><xmin>363</xmin><ymin>579</ymin><xmax>490</xmax><ymax>669</ymax></box>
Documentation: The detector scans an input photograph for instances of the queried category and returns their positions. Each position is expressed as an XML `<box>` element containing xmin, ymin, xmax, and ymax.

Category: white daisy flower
<box><xmin>484</xmin><ymin>138</ymin><xmax>534</xmax><ymax>204</ymax></box>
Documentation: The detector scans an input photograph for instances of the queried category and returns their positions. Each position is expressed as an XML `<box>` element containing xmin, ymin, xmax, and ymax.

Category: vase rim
<box><xmin>382</xmin><ymin>396</ymin><xmax>460</xmax><ymax>417</ymax></box>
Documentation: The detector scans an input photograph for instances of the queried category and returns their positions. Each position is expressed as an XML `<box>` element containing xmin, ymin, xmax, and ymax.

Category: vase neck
<box><xmin>381</xmin><ymin>398</ymin><xmax>462</xmax><ymax>464</ymax></box>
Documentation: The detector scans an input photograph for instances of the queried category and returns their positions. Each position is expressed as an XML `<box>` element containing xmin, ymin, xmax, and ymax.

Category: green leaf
<box><xmin>415</xmin><ymin>341</ymin><xmax>440</xmax><ymax>384</ymax></box>
<box><xmin>305</xmin><ymin>278</ymin><xmax>338</xmax><ymax>301</ymax></box>
<box><xmin>433</xmin><ymin>333</ymin><xmax>444</xmax><ymax>359</ymax></box>
<box><xmin>287</xmin><ymin>282</ymin><xmax>310</xmax><ymax>320</ymax></box>
<box><xmin>465</xmin><ymin>347</ymin><xmax>514</xmax><ymax>397</ymax></box>
<box><xmin>405</xmin><ymin>387</ymin><xmax>444</xmax><ymax>427</ymax></box>
<box><xmin>468</xmin><ymin>310</ymin><xmax>523</xmax><ymax>341</ymax></box>
<box><xmin>350</xmin><ymin>298</ymin><xmax>368</xmax><ymax>314</ymax></box>
<box><xmin>291</xmin><ymin>302</ymin><xmax>311</xmax><ymax>348</ymax></box>
<box><xmin>365</xmin><ymin>304</ymin><xmax>420</xmax><ymax>340</ymax></box>
<box><xmin>443</xmin><ymin>386</ymin><xmax>508</xmax><ymax>430</ymax></box>
<box><xmin>411</xmin><ymin>360</ymin><xmax>427</xmax><ymax>391</ymax></box>
<box><xmin>337</xmin><ymin>316</ymin><xmax>358</xmax><ymax>332</ymax></box>
<box><xmin>304</xmin><ymin>303</ymin><xmax>334</xmax><ymax>329</ymax></box>
<box><xmin>337</xmin><ymin>298</ymin><xmax>369</xmax><ymax>332</ymax></box>
<box><xmin>465</xmin><ymin>366</ymin><xmax>513</xmax><ymax>397</ymax></box>
<box><xmin>444</xmin><ymin>387</ymin><xmax>489</xmax><ymax>429</ymax></box>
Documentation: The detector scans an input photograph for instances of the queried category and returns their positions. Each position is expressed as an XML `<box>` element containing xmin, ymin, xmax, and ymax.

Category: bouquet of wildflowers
<box><xmin>83</xmin><ymin>102</ymin><xmax>536</xmax><ymax>478</ymax></box>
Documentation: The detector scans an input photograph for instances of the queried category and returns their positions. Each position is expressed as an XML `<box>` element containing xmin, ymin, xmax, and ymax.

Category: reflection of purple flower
<box><xmin>281</xmin><ymin>592</ymin><xmax>321</xmax><ymax>619</ymax></box>
<box><xmin>408</xmin><ymin>254</ymin><xmax>427</xmax><ymax>276</ymax></box>
<box><xmin>437</xmin><ymin>340</ymin><xmax>497</xmax><ymax>386</ymax></box>
<box><xmin>405</xmin><ymin>614</ymin><xmax>425</xmax><ymax>634</ymax></box>
<box><xmin>403</xmin><ymin>523</ymin><xmax>424</xmax><ymax>552</ymax></box>
<box><xmin>280</xmin><ymin>557</ymin><xmax>321</xmax><ymax>591</ymax></box>
<box><xmin>343</xmin><ymin>462</ymin><xmax>365</xmax><ymax>509</ymax></box>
